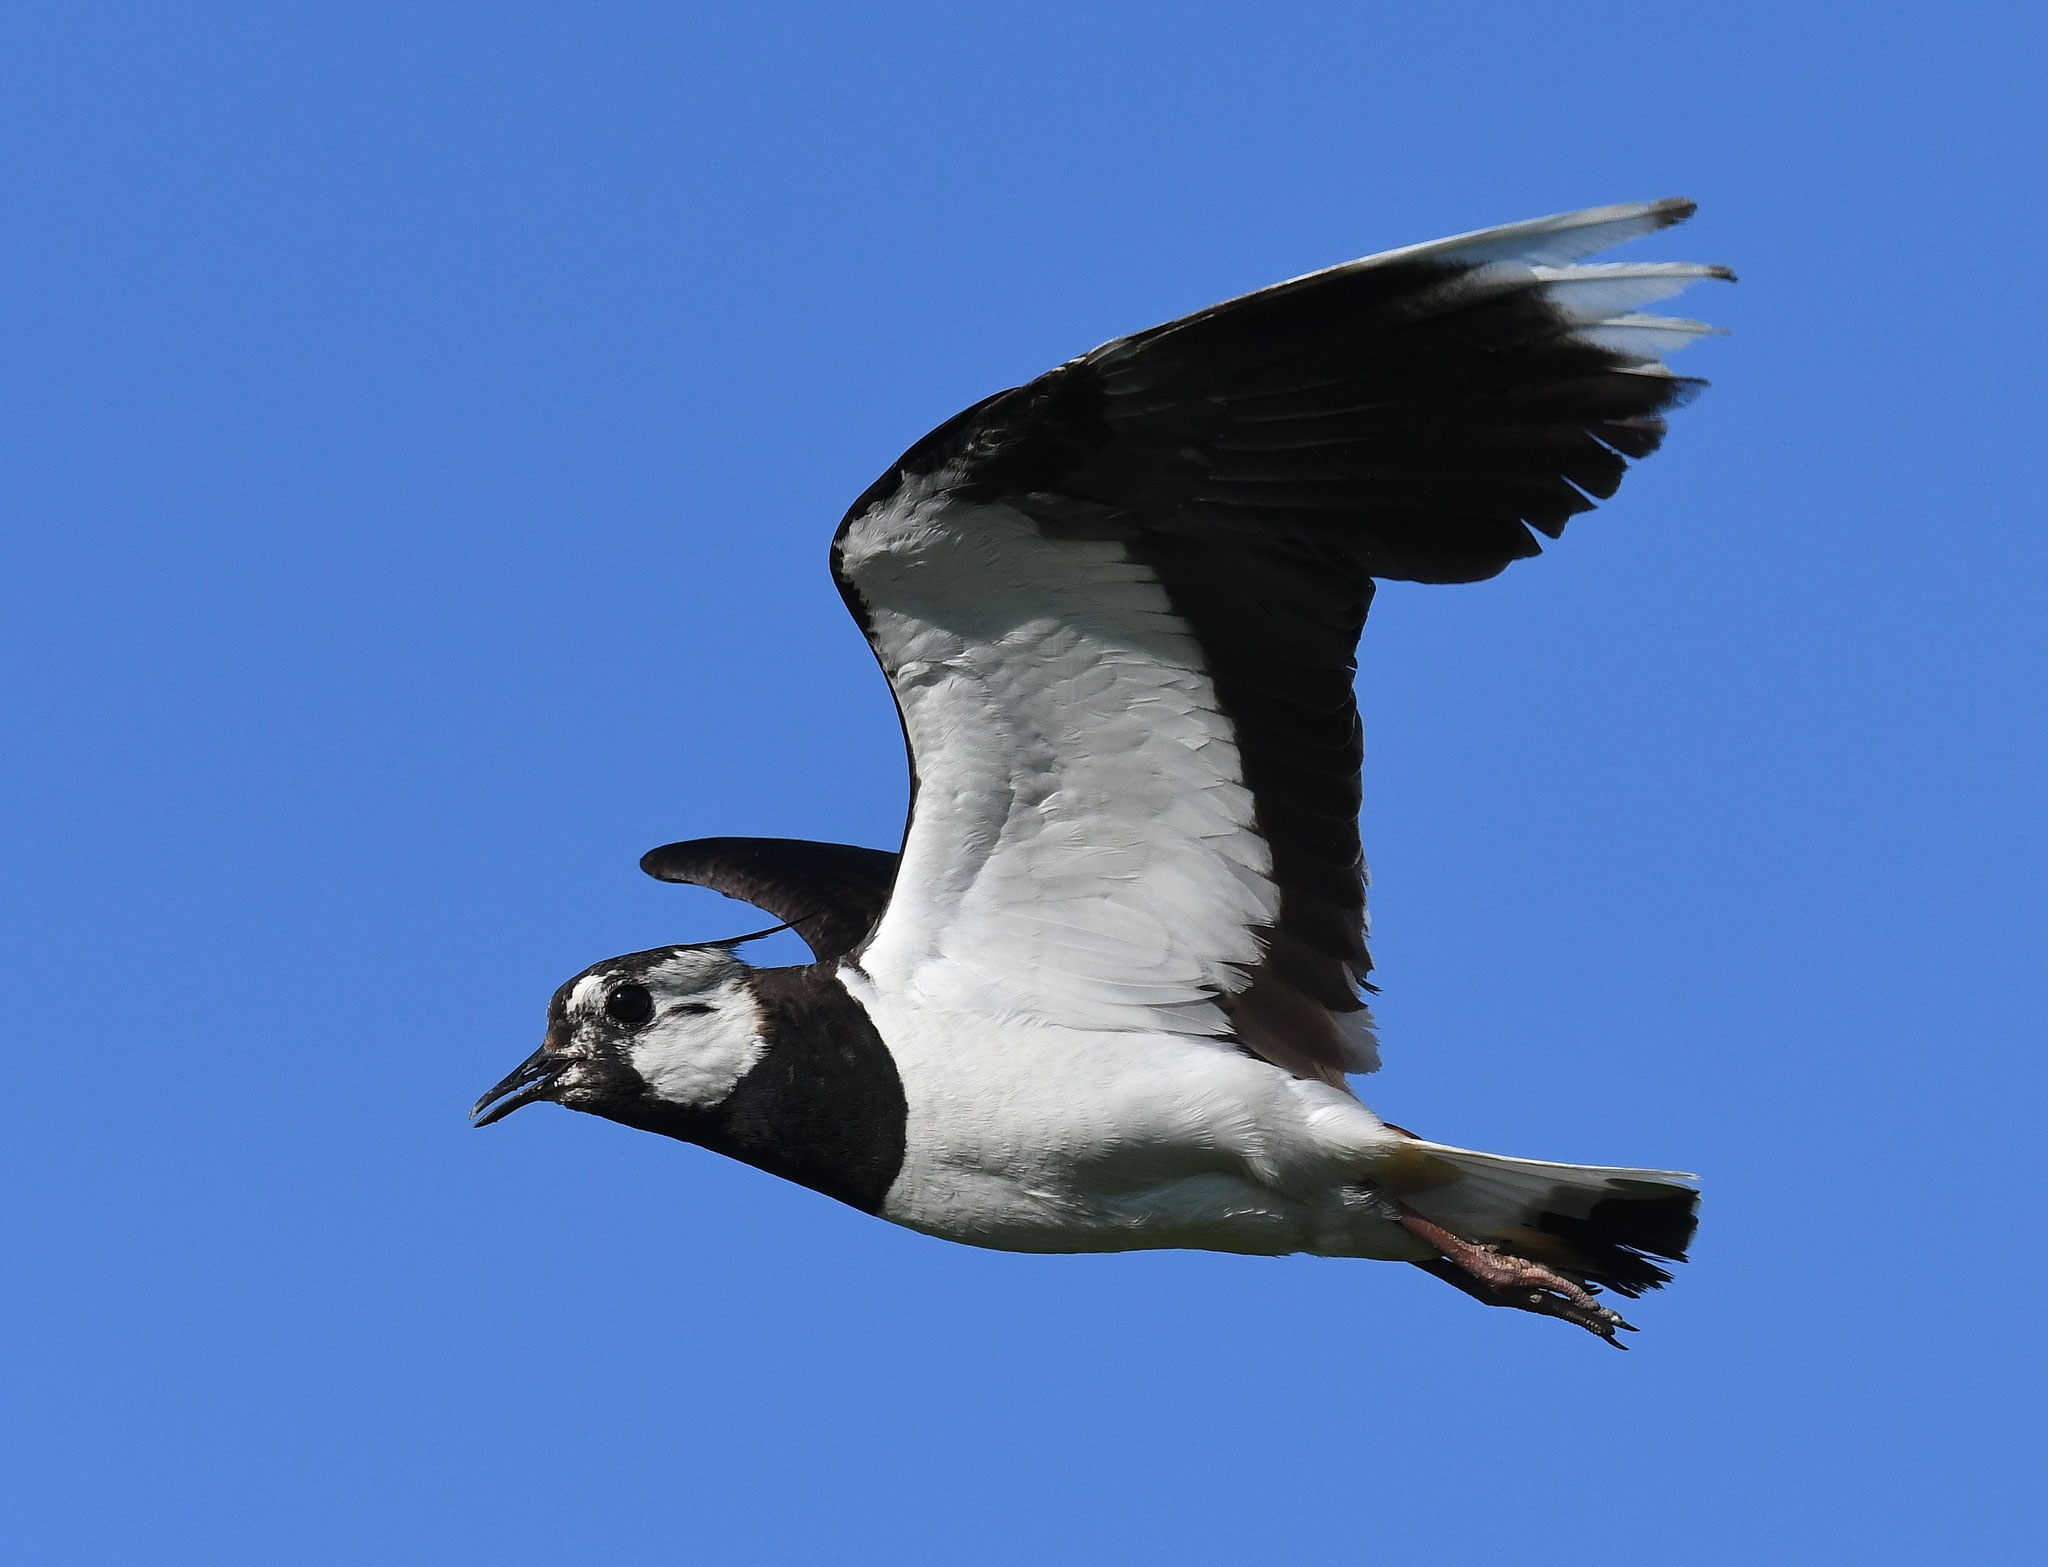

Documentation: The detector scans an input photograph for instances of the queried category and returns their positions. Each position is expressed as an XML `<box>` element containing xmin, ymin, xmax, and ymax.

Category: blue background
<box><xmin>5</xmin><ymin>3</ymin><xmax>2042</xmax><ymax>1561</ymax></box>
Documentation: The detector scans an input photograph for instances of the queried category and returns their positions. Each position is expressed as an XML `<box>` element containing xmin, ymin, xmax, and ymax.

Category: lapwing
<box><xmin>476</xmin><ymin>200</ymin><xmax>1727</xmax><ymax>1344</ymax></box>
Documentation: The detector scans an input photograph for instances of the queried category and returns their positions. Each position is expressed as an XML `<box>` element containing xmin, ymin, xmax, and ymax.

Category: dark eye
<box><xmin>603</xmin><ymin>983</ymin><xmax>654</xmax><ymax>1028</ymax></box>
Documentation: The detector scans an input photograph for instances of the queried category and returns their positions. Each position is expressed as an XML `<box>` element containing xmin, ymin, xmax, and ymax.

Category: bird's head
<box><xmin>471</xmin><ymin>945</ymin><xmax>765</xmax><ymax>1130</ymax></box>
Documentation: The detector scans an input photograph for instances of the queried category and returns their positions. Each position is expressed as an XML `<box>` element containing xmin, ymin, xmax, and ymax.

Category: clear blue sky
<box><xmin>4</xmin><ymin>4</ymin><xmax>2042</xmax><ymax>1562</ymax></box>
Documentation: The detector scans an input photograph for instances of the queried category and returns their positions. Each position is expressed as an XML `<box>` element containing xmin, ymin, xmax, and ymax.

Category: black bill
<box><xmin>471</xmin><ymin>1045</ymin><xmax>564</xmax><ymax>1127</ymax></box>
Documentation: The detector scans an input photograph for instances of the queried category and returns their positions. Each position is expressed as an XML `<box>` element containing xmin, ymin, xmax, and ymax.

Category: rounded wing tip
<box><xmin>639</xmin><ymin>841</ymin><xmax>691</xmax><ymax>881</ymax></box>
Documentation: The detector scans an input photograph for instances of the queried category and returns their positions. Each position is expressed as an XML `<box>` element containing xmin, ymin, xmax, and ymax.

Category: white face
<box><xmin>554</xmin><ymin>946</ymin><xmax>767</xmax><ymax>1113</ymax></box>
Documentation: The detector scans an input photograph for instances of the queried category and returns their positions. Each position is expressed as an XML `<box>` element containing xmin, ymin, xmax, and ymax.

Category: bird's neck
<box><xmin>618</xmin><ymin>964</ymin><xmax>908</xmax><ymax>1213</ymax></box>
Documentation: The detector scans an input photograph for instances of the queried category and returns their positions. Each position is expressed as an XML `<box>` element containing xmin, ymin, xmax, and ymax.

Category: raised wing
<box><xmin>832</xmin><ymin>200</ymin><xmax>1729</xmax><ymax>1085</ymax></box>
<box><xmin>640</xmin><ymin>836</ymin><xmax>900</xmax><ymax>962</ymax></box>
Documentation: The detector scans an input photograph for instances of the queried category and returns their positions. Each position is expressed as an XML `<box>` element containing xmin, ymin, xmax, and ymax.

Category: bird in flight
<box><xmin>475</xmin><ymin>199</ymin><xmax>1727</xmax><ymax>1345</ymax></box>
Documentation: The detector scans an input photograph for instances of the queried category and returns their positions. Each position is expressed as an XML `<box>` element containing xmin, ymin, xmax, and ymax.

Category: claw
<box><xmin>1512</xmin><ymin>1285</ymin><xmax>1637</xmax><ymax>1348</ymax></box>
<box><xmin>1387</xmin><ymin>1196</ymin><xmax>1639</xmax><ymax>1346</ymax></box>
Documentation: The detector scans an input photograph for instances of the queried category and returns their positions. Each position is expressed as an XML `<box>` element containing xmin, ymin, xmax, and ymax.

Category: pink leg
<box><xmin>1389</xmin><ymin>1200</ymin><xmax>1638</xmax><ymax>1346</ymax></box>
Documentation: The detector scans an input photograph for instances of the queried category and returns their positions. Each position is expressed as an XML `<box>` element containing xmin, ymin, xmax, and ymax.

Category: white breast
<box><xmin>836</xmin><ymin>965</ymin><xmax>1418</xmax><ymax>1260</ymax></box>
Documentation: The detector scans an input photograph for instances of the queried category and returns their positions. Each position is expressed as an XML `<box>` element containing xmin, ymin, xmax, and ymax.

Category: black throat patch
<box><xmin>611</xmin><ymin>964</ymin><xmax>907</xmax><ymax>1214</ymax></box>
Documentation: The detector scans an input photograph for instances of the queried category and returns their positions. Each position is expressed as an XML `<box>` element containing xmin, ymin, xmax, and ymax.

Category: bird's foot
<box><xmin>1375</xmin><ymin>1196</ymin><xmax>1638</xmax><ymax>1348</ymax></box>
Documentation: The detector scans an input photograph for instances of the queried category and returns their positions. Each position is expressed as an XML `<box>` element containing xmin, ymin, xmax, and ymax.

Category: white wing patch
<box><xmin>840</xmin><ymin>491</ymin><xmax>1278</xmax><ymax>1038</ymax></box>
<box><xmin>836</xmin><ymin>199</ymin><xmax>1725</xmax><ymax>1068</ymax></box>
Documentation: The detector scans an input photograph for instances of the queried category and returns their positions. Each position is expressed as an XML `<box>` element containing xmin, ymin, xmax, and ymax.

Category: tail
<box><xmin>1396</xmin><ymin>1141</ymin><xmax>1699</xmax><ymax>1297</ymax></box>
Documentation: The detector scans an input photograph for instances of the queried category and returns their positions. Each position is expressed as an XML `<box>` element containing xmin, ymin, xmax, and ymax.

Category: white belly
<box><xmin>838</xmin><ymin>966</ymin><xmax>1428</xmax><ymax>1261</ymax></box>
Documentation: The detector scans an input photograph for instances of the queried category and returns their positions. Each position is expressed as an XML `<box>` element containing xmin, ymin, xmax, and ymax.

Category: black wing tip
<box><xmin>640</xmin><ymin>835</ymin><xmax>870</xmax><ymax>883</ymax></box>
<box><xmin>1643</xmin><ymin>200</ymin><xmax>1739</xmax><ymax>281</ymax></box>
<box><xmin>636</xmin><ymin>836</ymin><xmax>901</xmax><ymax>964</ymax></box>
<box><xmin>640</xmin><ymin>841</ymin><xmax>695</xmax><ymax>881</ymax></box>
<box><xmin>1648</xmin><ymin>195</ymin><xmax>1698</xmax><ymax>227</ymax></box>
<box><xmin>640</xmin><ymin>837</ymin><xmax>768</xmax><ymax>883</ymax></box>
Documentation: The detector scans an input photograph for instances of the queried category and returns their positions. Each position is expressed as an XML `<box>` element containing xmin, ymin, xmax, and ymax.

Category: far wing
<box><xmin>641</xmin><ymin>836</ymin><xmax>900</xmax><ymax>962</ymax></box>
<box><xmin>832</xmin><ymin>200</ymin><xmax>1729</xmax><ymax>1084</ymax></box>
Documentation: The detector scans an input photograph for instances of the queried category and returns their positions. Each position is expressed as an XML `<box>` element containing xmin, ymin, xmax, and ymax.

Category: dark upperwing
<box><xmin>639</xmin><ymin>835</ymin><xmax>901</xmax><ymax>962</ymax></box>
